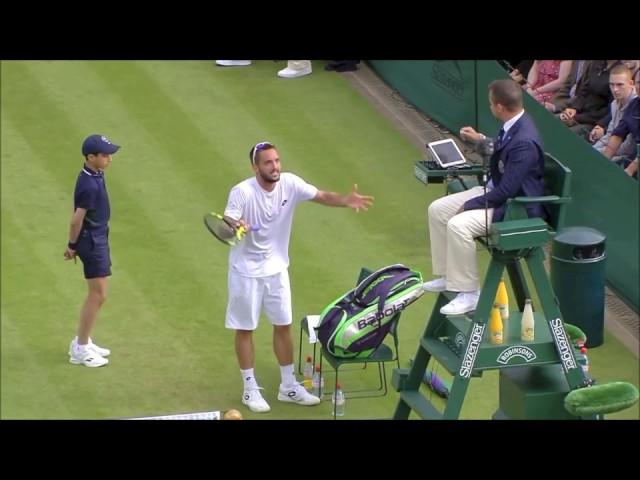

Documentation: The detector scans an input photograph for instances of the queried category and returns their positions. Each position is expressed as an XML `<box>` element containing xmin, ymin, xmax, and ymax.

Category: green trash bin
<box><xmin>551</xmin><ymin>227</ymin><xmax>606</xmax><ymax>348</ymax></box>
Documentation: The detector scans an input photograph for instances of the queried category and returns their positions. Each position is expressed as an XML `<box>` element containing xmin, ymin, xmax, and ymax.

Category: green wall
<box><xmin>368</xmin><ymin>61</ymin><xmax>478</xmax><ymax>130</ymax></box>
<box><xmin>369</xmin><ymin>60</ymin><xmax>638</xmax><ymax>311</ymax></box>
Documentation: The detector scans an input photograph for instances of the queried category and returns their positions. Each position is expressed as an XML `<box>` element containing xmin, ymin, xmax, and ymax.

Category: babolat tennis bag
<box><xmin>316</xmin><ymin>264</ymin><xmax>424</xmax><ymax>359</ymax></box>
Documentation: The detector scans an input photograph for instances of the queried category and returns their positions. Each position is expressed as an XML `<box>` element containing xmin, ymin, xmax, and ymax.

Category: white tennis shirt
<box><xmin>224</xmin><ymin>172</ymin><xmax>318</xmax><ymax>277</ymax></box>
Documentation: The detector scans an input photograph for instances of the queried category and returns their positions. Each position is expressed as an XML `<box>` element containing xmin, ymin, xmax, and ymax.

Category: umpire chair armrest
<box><xmin>510</xmin><ymin>195</ymin><xmax>571</xmax><ymax>204</ymax></box>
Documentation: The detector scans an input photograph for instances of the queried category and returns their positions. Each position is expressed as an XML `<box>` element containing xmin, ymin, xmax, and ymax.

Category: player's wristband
<box><xmin>68</xmin><ymin>241</ymin><xmax>78</xmax><ymax>250</ymax></box>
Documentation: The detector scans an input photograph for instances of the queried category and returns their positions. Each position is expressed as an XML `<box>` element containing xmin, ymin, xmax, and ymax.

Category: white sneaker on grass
<box><xmin>242</xmin><ymin>388</ymin><xmax>271</xmax><ymax>413</ymax></box>
<box><xmin>277</xmin><ymin>65</ymin><xmax>312</xmax><ymax>78</ymax></box>
<box><xmin>277</xmin><ymin>383</ymin><xmax>321</xmax><ymax>406</ymax></box>
<box><xmin>69</xmin><ymin>338</ymin><xmax>110</xmax><ymax>357</ymax></box>
<box><xmin>69</xmin><ymin>348</ymin><xmax>109</xmax><ymax>367</ymax></box>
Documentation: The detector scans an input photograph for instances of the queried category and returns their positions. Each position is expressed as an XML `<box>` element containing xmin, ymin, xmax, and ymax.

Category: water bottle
<box><xmin>332</xmin><ymin>383</ymin><xmax>345</xmax><ymax>417</ymax></box>
<box><xmin>312</xmin><ymin>365</ymin><xmax>324</xmax><ymax>397</ymax></box>
<box><xmin>579</xmin><ymin>345</ymin><xmax>589</xmax><ymax>373</ymax></box>
<box><xmin>303</xmin><ymin>356</ymin><xmax>314</xmax><ymax>391</ymax></box>
<box><xmin>521</xmin><ymin>299</ymin><xmax>535</xmax><ymax>342</ymax></box>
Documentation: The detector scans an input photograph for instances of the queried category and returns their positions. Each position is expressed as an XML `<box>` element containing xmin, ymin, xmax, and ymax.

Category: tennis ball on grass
<box><xmin>223</xmin><ymin>409</ymin><xmax>243</xmax><ymax>420</ymax></box>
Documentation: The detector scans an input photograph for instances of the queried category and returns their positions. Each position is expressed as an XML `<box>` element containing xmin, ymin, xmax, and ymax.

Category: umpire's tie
<box><xmin>495</xmin><ymin>128</ymin><xmax>505</xmax><ymax>149</ymax></box>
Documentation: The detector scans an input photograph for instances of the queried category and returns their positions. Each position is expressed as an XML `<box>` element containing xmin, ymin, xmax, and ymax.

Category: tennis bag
<box><xmin>316</xmin><ymin>264</ymin><xmax>424</xmax><ymax>359</ymax></box>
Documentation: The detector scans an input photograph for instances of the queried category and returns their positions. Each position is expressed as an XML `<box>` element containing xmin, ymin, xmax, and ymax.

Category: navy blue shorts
<box><xmin>76</xmin><ymin>228</ymin><xmax>112</xmax><ymax>279</ymax></box>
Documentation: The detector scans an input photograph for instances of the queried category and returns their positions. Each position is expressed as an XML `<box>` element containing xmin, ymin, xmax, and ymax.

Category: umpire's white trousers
<box><xmin>427</xmin><ymin>186</ymin><xmax>494</xmax><ymax>292</ymax></box>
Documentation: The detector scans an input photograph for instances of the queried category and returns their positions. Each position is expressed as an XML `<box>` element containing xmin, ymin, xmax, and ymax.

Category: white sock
<box><xmin>74</xmin><ymin>342</ymin><xmax>89</xmax><ymax>355</ymax></box>
<box><xmin>241</xmin><ymin>368</ymin><xmax>258</xmax><ymax>391</ymax></box>
<box><xmin>280</xmin><ymin>364</ymin><xmax>297</xmax><ymax>387</ymax></box>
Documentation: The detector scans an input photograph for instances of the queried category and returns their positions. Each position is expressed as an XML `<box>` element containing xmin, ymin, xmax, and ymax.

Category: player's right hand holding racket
<box><xmin>203</xmin><ymin>212</ymin><xmax>260</xmax><ymax>246</ymax></box>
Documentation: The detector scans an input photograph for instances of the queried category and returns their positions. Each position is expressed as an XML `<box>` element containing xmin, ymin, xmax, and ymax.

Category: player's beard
<box><xmin>259</xmin><ymin>170</ymin><xmax>280</xmax><ymax>184</ymax></box>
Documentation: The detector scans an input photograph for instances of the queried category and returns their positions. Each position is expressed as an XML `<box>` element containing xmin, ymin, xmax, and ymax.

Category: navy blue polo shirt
<box><xmin>74</xmin><ymin>164</ymin><xmax>110</xmax><ymax>231</ymax></box>
<box><xmin>612</xmin><ymin>97</ymin><xmax>640</xmax><ymax>144</ymax></box>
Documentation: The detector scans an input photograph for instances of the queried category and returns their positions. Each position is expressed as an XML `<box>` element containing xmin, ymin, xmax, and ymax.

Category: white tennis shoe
<box><xmin>69</xmin><ymin>338</ymin><xmax>111</xmax><ymax>357</ymax></box>
<box><xmin>69</xmin><ymin>348</ymin><xmax>109</xmax><ymax>367</ymax></box>
<box><xmin>242</xmin><ymin>388</ymin><xmax>271</xmax><ymax>413</ymax></box>
<box><xmin>277</xmin><ymin>383</ymin><xmax>321</xmax><ymax>406</ymax></box>
<box><xmin>440</xmin><ymin>291</ymin><xmax>480</xmax><ymax>315</ymax></box>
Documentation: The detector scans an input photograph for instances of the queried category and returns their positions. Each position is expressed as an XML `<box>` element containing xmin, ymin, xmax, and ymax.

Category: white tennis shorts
<box><xmin>225</xmin><ymin>269</ymin><xmax>292</xmax><ymax>330</ymax></box>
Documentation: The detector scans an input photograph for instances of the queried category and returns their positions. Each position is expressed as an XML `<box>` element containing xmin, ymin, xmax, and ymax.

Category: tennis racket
<box><xmin>203</xmin><ymin>212</ymin><xmax>259</xmax><ymax>246</ymax></box>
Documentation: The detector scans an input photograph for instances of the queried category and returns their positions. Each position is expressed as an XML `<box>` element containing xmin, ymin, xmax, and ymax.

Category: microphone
<box><xmin>476</xmin><ymin>137</ymin><xmax>494</xmax><ymax>158</ymax></box>
<box><xmin>474</xmin><ymin>137</ymin><xmax>494</xmax><ymax>187</ymax></box>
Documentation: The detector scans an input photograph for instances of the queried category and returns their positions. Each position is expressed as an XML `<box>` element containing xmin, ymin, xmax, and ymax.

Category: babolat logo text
<box><xmin>497</xmin><ymin>346</ymin><xmax>537</xmax><ymax>365</ymax></box>
<box><xmin>550</xmin><ymin>318</ymin><xmax>576</xmax><ymax>371</ymax></box>
<box><xmin>356</xmin><ymin>298</ymin><xmax>410</xmax><ymax>330</ymax></box>
<box><xmin>459</xmin><ymin>323</ymin><xmax>485</xmax><ymax>378</ymax></box>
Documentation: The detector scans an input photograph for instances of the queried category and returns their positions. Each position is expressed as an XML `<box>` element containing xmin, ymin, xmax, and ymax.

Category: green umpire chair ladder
<box><xmin>391</xmin><ymin>153</ymin><xmax>601</xmax><ymax>419</ymax></box>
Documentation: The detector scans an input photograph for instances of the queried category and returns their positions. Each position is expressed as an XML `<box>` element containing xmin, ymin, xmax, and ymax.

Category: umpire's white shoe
<box><xmin>278</xmin><ymin>383</ymin><xmax>321</xmax><ymax>406</ymax></box>
<box><xmin>69</xmin><ymin>338</ymin><xmax>111</xmax><ymax>357</ymax></box>
<box><xmin>422</xmin><ymin>277</ymin><xmax>447</xmax><ymax>292</ymax></box>
<box><xmin>69</xmin><ymin>348</ymin><xmax>109</xmax><ymax>368</ymax></box>
<box><xmin>242</xmin><ymin>388</ymin><xmax>271</xmax><ymax>413</ymax></box>
<box><xmin>440</xmin><ymin>291</ymin><xmax>480</xmax><ymax>315</ymax></box>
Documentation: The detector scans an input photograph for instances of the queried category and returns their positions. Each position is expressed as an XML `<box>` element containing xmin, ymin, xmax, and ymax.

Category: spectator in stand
<box><xmin>590</xmin><ymin>65</ymin><xmax>637</xmax><ymax>162</ymax></box>
<box><xmin>602</xmin><ymin>95</ymin><xmax>640</xmax><ymax>179</ymax></box>
<box><xmin>622</xmin><ymin>60</ymin><xmax>639</xmax><ymax>86</ymax></box>
<box><xmin>505</xmin><ymin>60</ymin><xmax>534</xmax><ymax>86</ymax></box>
<box><xmin>557</xmin><ymin>60</ymin><xmax>620</xmax><ymax>139</ymax></box>
<box><xmin>625</xmin><ymin>151</ymin><xmax>639</xmax><ymax>178</ymax></box>
<box><xmin>546</xmin><ymin>60</ymin><xmax>588</xmax><ymax>113</ymax></box>
<box><xmin>523</xmin><ymin>60</ymin><xmax>572</xmax><ymax>105</ymax></box>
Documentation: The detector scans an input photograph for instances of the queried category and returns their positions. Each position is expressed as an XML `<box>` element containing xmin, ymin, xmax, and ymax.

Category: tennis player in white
<box><xmin>224</xmin><ymin>141</ymin><xmax>374</xmax><ymax>413</ymax></box>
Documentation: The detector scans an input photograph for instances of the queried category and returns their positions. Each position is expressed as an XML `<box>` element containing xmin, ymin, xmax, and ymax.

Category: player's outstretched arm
<box><xmin>312</xmin><ymin>183</ymin><xmax>374</xmax><ymax>212</ymax></box>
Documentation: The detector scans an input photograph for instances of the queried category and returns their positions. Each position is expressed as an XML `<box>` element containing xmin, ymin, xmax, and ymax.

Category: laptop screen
<box><xmin>427</xmin><ymin>139</ymin><xmax>467</xmax><ymax>168</ymax></box>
